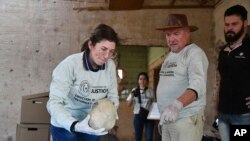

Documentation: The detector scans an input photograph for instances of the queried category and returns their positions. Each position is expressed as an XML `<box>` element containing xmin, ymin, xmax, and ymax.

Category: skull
<box><xmin>89</xmin><ymin>99</ymin><xmax>117</xmax><ymax>130</ymax></box>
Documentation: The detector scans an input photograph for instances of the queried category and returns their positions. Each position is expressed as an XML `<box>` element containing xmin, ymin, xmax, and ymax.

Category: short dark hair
<box><xmin>89</xmin><ymin>24</ymin><xmax>119</xmax><ymax>46</ymax></box>
<box><xmin>224</xmin><ymin>5</ymin><xmax>248</xmax><ymax>20</ymax></box>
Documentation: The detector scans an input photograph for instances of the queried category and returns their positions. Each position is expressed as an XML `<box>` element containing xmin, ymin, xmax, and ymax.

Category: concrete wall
<box><xmin>0</xmin><ymin>0</ymin><xmax>214</xmax><ymax>140</ymax></box>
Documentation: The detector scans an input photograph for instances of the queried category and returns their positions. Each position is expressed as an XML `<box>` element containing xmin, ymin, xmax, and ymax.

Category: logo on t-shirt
<box><xmin>79</xmin><ymin>80</ymin><xmax>90</xmax><ymax>96</ymax></box>
<box><xmin>235</xmin><ymin>52</ymin><xmax>246</xmax><ymax>58</ymax></box>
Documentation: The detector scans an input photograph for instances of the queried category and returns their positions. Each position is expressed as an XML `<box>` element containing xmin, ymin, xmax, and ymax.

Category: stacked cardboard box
<box><xmin>16</xmin><ymin>92</ymin><xmax>50</xmax><ymax>141</ymax></box>
<box><xmin>16</xmin><ymin>124</ymin><xmax>50</xmax><ymax>141</ymax></box>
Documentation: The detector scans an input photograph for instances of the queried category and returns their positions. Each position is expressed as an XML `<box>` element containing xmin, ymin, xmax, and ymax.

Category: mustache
<box><xmin>168</xmin><ymin>42</ymin><xmax>178</xmax><ymax>46</ymax></box>
<box><xmin>225</xmin><ymin>31</ymin><xmax>236</xmax><ymax>35</ymax></box>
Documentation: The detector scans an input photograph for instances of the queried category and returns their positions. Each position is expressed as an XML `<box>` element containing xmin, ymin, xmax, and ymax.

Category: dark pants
<box><xmin>50</xmin><ymin>125</ymin><xmax>100</xmax><ymax>141</ymax></box>
<box><xmin>133</xmin><ymin>114</ymin><xmax>154</xmax><ymax>141</ymax></box>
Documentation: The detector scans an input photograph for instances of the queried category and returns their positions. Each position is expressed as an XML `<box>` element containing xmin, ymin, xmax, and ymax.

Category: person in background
<box><xmin>47</xmin><ymin>24</ymin><xmax>120</xmax><ymax>141</ymax></box>
<box><xmin>156</xmin><ymin>14</ymin><xmax>209</xmax><ymax>141</ymax></box>
<box><xmin>126</xmin><ymin>72</ymin><xmax>155</xmax><ymax>141</ymax></box>
<box><xmin>216</xmin><ymin>5</ymin><xmax>250</xmax><ymax>141</ymax></box>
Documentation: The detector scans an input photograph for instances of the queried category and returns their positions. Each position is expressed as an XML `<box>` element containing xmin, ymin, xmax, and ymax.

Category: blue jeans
<box><xmin>133</xmin><ymin>114</ymin><xmax>154</xmax><ymax>141</ymax></box>
<box><xmin>50</xmin><ymin>125</ymin><xmax>100</xmax><ymax>141</ymax></box>
<box><xmin>218</xmin><ymin>113</ymin><xmax>250</xmax><ymax>141</ymax></box>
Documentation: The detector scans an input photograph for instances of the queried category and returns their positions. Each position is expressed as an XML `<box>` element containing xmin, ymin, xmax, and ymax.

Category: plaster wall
<box><xmin>0</xmin><ymin>0</ymin><xmax>214</xmax><ymax>140</ymax></box>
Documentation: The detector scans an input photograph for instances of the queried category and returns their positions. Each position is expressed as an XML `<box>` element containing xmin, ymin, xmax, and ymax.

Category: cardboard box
<box><xmin>21</xmin><ymin>92</ymin><xmax>50</xmax><ymax>124</ymax></box>
<box><xmin>16</xmin><ymin>124</ymin><xmax>50</xmax><ymax>141</ymax></box>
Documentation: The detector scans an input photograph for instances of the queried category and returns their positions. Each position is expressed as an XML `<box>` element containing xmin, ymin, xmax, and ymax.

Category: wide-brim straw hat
<box><xmin>156</xmin><ymin>14</ymin><xmax>198</xmax><ymax>32</ymax></box>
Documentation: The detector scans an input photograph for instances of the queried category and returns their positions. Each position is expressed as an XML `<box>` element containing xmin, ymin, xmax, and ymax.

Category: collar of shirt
<box><xmin>82</xmin><ymin>49</ymin><xmax>105</xmax><ymax>72</ymax></box>
<box><xmin>224</xmin><ymin>41</ymin><xmax>242</xmax><ymax>52</ymax></box>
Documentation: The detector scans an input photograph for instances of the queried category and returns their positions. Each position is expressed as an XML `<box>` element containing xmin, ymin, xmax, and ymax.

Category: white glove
<box><xmin>158</xmin><ymin>123</ymin><xmax>162</xmax><ymax>136</ymax></box>
<box><xmin>74</xmin><ymin>115</ymin><xmax>108</xmax><ymax>135</ymax></box>
<box><xmin>116</xmin><ymin>111</ymin><xmax>119</xmax><ymax>120</ymax></box>
<box><xmin>159</xmin><ymin>100</ymin><xmax>183</xmax><ymax>125</ymax></box>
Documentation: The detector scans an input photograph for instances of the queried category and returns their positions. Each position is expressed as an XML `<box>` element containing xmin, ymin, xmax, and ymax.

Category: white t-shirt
<box><xmin>127</xmin><ymin>87</ymin><xmax>154</xmax><ymax>114</ymax></box>
<box><xmin>157</xmin><ymin>43</ymin><xmax>208</xmax><ymax>118</ymax></box>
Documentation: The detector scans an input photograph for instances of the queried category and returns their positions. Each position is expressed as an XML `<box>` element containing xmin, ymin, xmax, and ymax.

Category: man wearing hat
<box><xmin>156</xmin><ymin>14</ymin><xmax>209</xmax><ymax>141</ymax></box>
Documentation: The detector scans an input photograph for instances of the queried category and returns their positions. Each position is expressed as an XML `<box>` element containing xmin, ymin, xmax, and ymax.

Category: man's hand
<box><xmin>159</xmin><ymin>100</ymin><xmax>183</xmax><ymax>125</ymax></box>
<box><xmin>158</xmin><ymin>123</ymin><xmax>162</xmax><ymax>136</ymax></box>
<box><xmin>74</xmin><ymin>115</ymin><xmax>108</xmax><ymax>135</ymax></box>
<box><xmin>246</xmin><ymin>97</ymin><xmax>250</xmax><ymax>108</ymax></box>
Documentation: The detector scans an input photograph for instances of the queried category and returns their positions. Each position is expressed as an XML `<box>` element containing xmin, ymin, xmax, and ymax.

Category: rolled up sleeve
<box><xmin>187</xmin><ymin>50</ymin><xmax>208</xmax><ymax>100</ymax></box>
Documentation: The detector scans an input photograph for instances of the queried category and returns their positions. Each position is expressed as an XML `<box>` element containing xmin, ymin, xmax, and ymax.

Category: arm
<box><xmin>127</xmin><ymin>88</ymin><xmax>136</xmax><ymax>107</ymax></box>
<box><xmin>47</xmin><ymin>58</ymin><xmax>77</xmax><ymax>131</ymax></box>
<box><xmin>127</xmin><ymin>94</ymin><xmax>134</xmax><ymax>107</ymax></box>
<box><xmin>184</xmin><ymin>49</ymin><xmax>208</xmax><ymax>103</ymax></box>
<box><xmin>177</xmin><ymin>49</ymin><xmax>208</xmax><ymax>107</ymax></box>
<box><xmin>177</xmin><ymin>89</ymin><xmax>196</xmax><ymax>107</ymax></box>
<box><xmin>107</xmin><ymin>60</ymin><xmax>119</xmax><ymax>108</ymax></box>
<box><xmin>214</xmin><ymin>69</ymin><xmax>220</xmax><ymax>116</ymax></box>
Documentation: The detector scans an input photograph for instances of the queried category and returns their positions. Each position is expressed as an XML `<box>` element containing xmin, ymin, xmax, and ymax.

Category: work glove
<box><xmin>159</xmin><ymin>100</ymin><xmax>183</xmax><ymax>125</ymax></box>
<box><xmin>113</xmin><ymin>101</ymin><xmax>119</xmax><ymax>120</ymax></box>
<box><xmin>75</xmin><ymin>115</ymin><xmax>108</xmax><ymax>135</ymax></box>
<box><xmin>116</xmin><ymin>111</ymin><xmax>119</xmax><ymax>120</ymax></box>
<box><xmin>158</xmin><ymin>123</ymin><xmax>162</xmax><ymax>136</ymax></box>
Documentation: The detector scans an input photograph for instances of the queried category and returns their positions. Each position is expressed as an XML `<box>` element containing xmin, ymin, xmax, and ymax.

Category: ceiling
<box><xmin>71</xmin><ymin>0</ymin><xmax>223</xmax><ymax>11</ymax></box>
<box><xmin>110</xmin><ymin>0</ymin><xmax>222</xmax><ymax>10</ymax></box>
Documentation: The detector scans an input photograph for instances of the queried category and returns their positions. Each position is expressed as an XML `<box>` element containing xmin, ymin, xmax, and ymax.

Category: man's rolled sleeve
<box><xmin>187</xmin><ymin>50</ymin><xmax>208</xmax><ymax>100</ymax></box>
